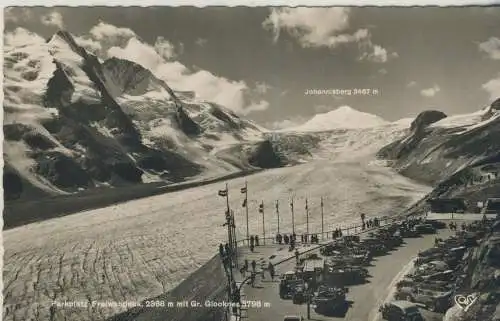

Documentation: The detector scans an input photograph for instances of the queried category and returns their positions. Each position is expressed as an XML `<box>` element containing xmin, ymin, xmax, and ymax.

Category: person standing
<box><xmin>244</xmin><ymin>259</ymin><xmax>249</xmax><ymax>271</ymax></box>
<box><xmin>219</xmin><ymin>243</ymin><xmax>225</xmax><ymax>258</ymax></box>
<box><xmin>268</xmin><ymin>262</ymin><xmax>275</xmax><ymax>281</ymax></box>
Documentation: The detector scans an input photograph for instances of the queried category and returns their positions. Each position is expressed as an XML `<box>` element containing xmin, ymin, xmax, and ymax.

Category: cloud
<box><xmin>41</xmin><ymin>11</ymin><xmax>64</xmax><ymax>28</ymax></box>
<box><xmin>420</xmin><ymin>85</ymin><xmax>440</xmax><ymax>97</ymax></box>
<box><xmin>407</xmin><ymin>81</ymin><xmax>417</xmax><ymax>87</ymax></box>
<box><xmin>479</xmin><ymin>37</ymin><xmax>500</xmax><ymax>60</ymax></box>
<box><xmin>254</xmin><ymin>81</ymin><xmax>271</xmax><ymax>94</ymax></box>
<box><xmin>89</xmin><ymin>22</ymin><xmax>136</xmax><ymax>43</ymax></box>
<box><xmin>195</xmin><ymin>38</ymin><xmax>208</xmax><ymax>47</ymax></box>
<box><xmin>262</xmin><ymin>8</ymin><xmax>368</xmax><ymax>48</ymax></box>
<box><xmin>4</xmin><ymin>27</ymin><xmax>46</xmax><ymax>48</ymax></box>
<box><xmin>482</xmin><ymin>74</ymin><xmax>500</xmax><ymax>100</ymax></box>
<box><xmin>244</xmin><ymin>101</ymin><xmax>270</xmax><ymax>115</ymax></box>
<box><xmin>154</xmin><ymin>36</ymin><xmax>176</xmax><ymax>59</ymax></box>
<box><xmin>378</xmin><ymin>68</ymin><xmax>388</xmax><ymax>75</ymax></box>
<box><xmin>267</xmin><ymin>116</ymin><xmax>308</xmax><ymax>130</ymax></box>
<box><xmin>4</xmin><ymin>21</ymin><xmax>268</xmax><ymax>115</ymax></box>
<box><xmin>360</xmin><ymin>45</ymin><xmax>388</xmax><ymax>63</ymax></box>
<box><xmin>359</xmin><ymin>45</ymin><xmax>399</xmax><ymax>63</ymax></box>
<box><xmin>74</xmin><ymin>36</ymin><xmax>102</xmax><ymax>54</ymax></box>
<box><xmin>107</xmin><ymin>35</ymin><xmax>268</xmax><ymax>114</ymax></box>
<box><xmin>263</xmin><ymin>8</ymin><xmax>396</xmax><ymax>63</ymax></box>
<box><xmin>4</xmin><ymin>7</ymin><xmax>33</xmax><ymax>23</ymax></box>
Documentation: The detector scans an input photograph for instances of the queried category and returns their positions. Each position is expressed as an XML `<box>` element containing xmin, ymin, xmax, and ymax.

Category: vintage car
<box><xmin>325</xmin><ymin>265</ymin><xmax>369</xmax><ymax>285</ymax></box>
<box><xmin>415</xmin><ymin>224</ymin><xmax>437</xmax><ymax>234</ymax></box>
<box><xmin>292</xmin><ymin>281</ymin><xmax>307</xmax><ymax>304</ymax></box>
<box><xmin>423</xmin><ymin>219</ymin><xmax>447</xmax><ymax>229</ymax></box>
<box><xmin>361</xmin><ymin>238</ymin><xmax>390</xmax><ymax>256</ymax></box>
<box><xmin>422</xmin><ymin>270</ymin><xmax>455</xmax><ymax>282</ymax></box>
<box><xmin>312</xmin><ymin>286</ymin><xmax>347</xmax><ymax>314</ymax></box>
<box><xmin>396</xmin><ymin>278</ymin><xmax>453</xmax><ymax>292</ymax></box>
<box><xmin>379</xmin><ymin>300</ymin><xmax>424</xmax><ymax>321</ymax></box>
<box><xmin>280</xmin><ymin>279</ymin><xmax>306</xmax><ymax>300</ymax></box>
<box><xmin>279</xmin><ymin>271</ymin><xmax>299</xmax><ymax>299</ymax></box>
<box><xmin>416</xmin><ymin>260</ymin><xmax>449</xmax><ymax>274</ymax></box>
<box><xmin>400</xmin><ymin>227</ymin><xmax>420</xmax><ymax>238</ymax></box>
<box><xmin>394</xmin><ymin>287</ymin><xmax>454</xmax><ymax>313</ymax></box>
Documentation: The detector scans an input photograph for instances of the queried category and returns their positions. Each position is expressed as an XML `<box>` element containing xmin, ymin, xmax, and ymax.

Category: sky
<box><xmin>4</xmin><ymin>6</ymin><xmax>500</xmax><ymax>129</ymax></box>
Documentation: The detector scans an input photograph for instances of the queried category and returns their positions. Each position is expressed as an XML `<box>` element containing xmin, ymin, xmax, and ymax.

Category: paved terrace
<box><xmin>231</xmin><ymin>225</ymin><xmax>455</xmax><ymax>321</ymax></box>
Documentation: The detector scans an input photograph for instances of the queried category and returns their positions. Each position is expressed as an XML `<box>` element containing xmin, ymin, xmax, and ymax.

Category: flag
<box><xmin>276</xmin><ymin>200</ymin><xmax>279</xmax><ymax>211</ymax></box>
<box><xmin>242</xmin><ymin>198</ymin><xmax>247</xmax><ymax>208</ymax></box>
<box><xmin>259</xmin><ymin>202</ymin><xmax>264</xmax><ymax>213</ymax></box>
<box><xmin>305</xmin><ymin>198</ymin><xmax>309</xmax><ymax>211</ymax></box>
<box><xmin>218</xmin><ymin>189</ymin><xmax>228</xmax><ymax>197</ymax></box>
<box><xmin>290</xmin><ymin>198</ymin><xmax>294</xmax><ymax>210</ymax></box>
<box><xmin>240</xmin><ymin>187</ymin><xmax>247</xmax><ymax>194</ymax></box>
<box><xmin>321</xmin><ymin>197</ymin><xmax>324</xmax><ymax>208</ymax></box>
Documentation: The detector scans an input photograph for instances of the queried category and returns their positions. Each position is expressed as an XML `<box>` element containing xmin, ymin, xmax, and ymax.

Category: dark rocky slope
<box><xmin>443</xmin><ymin>219</ymin><xmax>500</xmax><ymax>321</ymax></box>
<box><xmin>4</xmin><ymin>30</ymin><xmax>296</xmax><ymax>203</ymax></box>
<box><xmin>378</xmin><ymin>99</ymin><xmax>500</xmax><ymax>208</ymax></box>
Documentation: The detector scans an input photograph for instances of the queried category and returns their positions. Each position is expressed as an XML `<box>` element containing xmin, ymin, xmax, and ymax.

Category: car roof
<box><xmin>390</xmin><ymin>300</ymin><xmax>418</xmax><ymax>309</ymax></box>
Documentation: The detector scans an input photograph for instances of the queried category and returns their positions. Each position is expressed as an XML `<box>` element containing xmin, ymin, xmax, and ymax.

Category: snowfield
<box><xmin>285</xmin><ymin>106</ymin><xmax>389</xmax><ymax>132</ymax></box>
<box><xmin>3</xmin><ymin>143</ymin><xmax>431</xmax><ymax>321</ymax></box>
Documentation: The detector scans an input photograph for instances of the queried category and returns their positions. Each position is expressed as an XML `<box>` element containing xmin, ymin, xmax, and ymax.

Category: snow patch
<box><xmin>286</xmin><ymin>106</ymin><xmax>389</xmax><ymax>132</ymax></box>
<box><xmin>429</xmin><ymin>109</ymin><xmax>487</xmax><ymax>129</ymax></box>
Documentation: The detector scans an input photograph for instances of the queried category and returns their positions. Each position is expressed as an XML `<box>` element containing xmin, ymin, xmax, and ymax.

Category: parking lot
<box><xmin>229</xmin><ymin>218</ymin><xmax>477</xmax><ymax>321</ymax></box>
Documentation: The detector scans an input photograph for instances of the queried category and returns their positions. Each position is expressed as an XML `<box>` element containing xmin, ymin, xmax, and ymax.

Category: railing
<box><xmin>224</xmin><ymin>212</ymin><xmax>419</xmax><ymax>321</ymax></box>
<box><xmin>230</xmin><ymin>211</ymin><xmax>421</xmax><ymax>267</ymax></box>
<box><xmin>233</xmin><ymin>216</ymin><xmax>394</xmax><ymax>246</ymax></box>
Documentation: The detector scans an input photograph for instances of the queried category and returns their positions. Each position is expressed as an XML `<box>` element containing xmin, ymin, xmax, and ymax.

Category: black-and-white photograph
<box><xmin>3</xmin><ymin>6</ymin><xmax>500</xmax><ymax>321</ymax></box>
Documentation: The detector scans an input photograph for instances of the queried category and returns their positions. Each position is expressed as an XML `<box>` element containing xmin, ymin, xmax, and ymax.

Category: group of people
<box><xmin>219</xmin><ymin>243</ymin><xmax>234</xmax><ymax>272</ymax></box>
<box><xmin>331</xmin><ymin>228</ymin><xmax>344</xmax><ymax>239</ymax></box>
<box><xmin>275</xmin><ymin>233</ymin><xmax>296</xmax><ymax>245</ymax></box>
<box><xmin>448</xmin><ymin>222</ymin><xmax>467</xmax><ymax>231</ymax></box>
<box><xmin>249</xmin><ymin>235</ymin><xmax>260</xmax><ymax>252</ymax></box>
<box><xmin>274</xmin><ymin>232</ymin><xmax>322</xmax><ymax>245</ymax></box>
<box><xmin>238</xmin><ymin>259</ymin><xmax>276</xmax><ymax>287</ymax></box>
<box><xmin>275</xmin><ymin>233</ymin><xmax>297</xmax><ymax>250</ymax></box>
<box><xmin>301</xmin><ymin>233</ymin><xmax>320</xmax><ymax>244</ymax></box>
<box><xmin>363</xmin><ymin>217</ymin><xmax>380</xmax><ymax>230</ymax></box>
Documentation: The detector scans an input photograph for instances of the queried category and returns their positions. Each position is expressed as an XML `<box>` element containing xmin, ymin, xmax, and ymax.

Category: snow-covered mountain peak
<box><xmin>4</xmin><ymin>29</ymin><xmax>280</xmax><ymax>200</ymax></box>
<box><xmin>288</xmin><ymin>105</ymin><xmax>389</xmax><ymax>132</ymax></box>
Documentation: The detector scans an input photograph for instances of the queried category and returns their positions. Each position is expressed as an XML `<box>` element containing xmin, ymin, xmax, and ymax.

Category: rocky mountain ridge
<box><xmin>3</xmin><ymin>30</ymin><xmax>282</xmax><ymax>201</ymax></box>
<box><xmin>378</xmin><ymin>98</ymin><xmax>500</xmax><ymax>203</ymax></box>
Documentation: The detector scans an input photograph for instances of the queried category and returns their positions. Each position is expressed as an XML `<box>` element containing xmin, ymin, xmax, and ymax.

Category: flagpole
<box><xmin>321</xmin><ymin>196</ymin><xmax>324</xmax><ymax>240</ymax></box>
<box><xmin>276</xmin><ymin>200</ymin><xmax>280</xmax><ymax>235</ymax></box>
<box><xmin>306</xmin><ymin>198</ymin><xmax>309</xmax><ymax>238</ymax></box>
<box><xmin>226</xmin><ymin>184</ymin><xmax>231</xmax><ymax>252</ymax></box>
<box><xmin>221</xmin><ymin>184</ymin><xmax>234</xmax><ymax>290</ymax></box>
<box><xmin>225</xmin><ymin>183</ymin><xmax>230</xmax><ymax>213</ymax></box>
<box><xmin>245</xmin><ymin>181</ymin><xmax>249</xmax><ymax>246</ymax></box>
<box><xmin>261</xmin><ymin>201</ymin><xmax>266</xmax><ymax>245</ymax></box>
<box><xmin>231</xmin><ymin>210</ymin><xmax>238</xmax><ymax>268</ymax></box>
<box><xmin>225</xmin><ymin>183</ymin><xmax>234</xmax><ymax>272</ymax></box>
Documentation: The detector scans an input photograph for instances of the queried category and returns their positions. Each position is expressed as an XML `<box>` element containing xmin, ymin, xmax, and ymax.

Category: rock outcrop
<box><xmin>377</xmin><ymin>100</ymin><xmax>500</xmax><ymax>188</ymax></box>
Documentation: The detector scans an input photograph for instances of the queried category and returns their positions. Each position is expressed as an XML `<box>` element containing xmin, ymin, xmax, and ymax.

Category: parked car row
<box><xmin>392</xmin><ymin>219</ymin><xmax>491</xmax><ymax>315</ymax></box>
